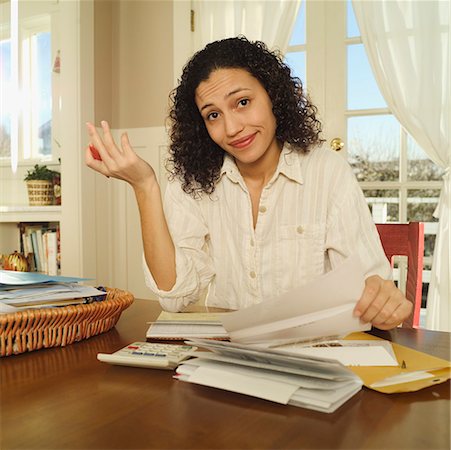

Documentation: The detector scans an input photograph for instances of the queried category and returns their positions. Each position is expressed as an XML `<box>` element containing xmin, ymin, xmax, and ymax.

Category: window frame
<box><xmin>0</xmin><ymin>8</ymin><xmax>58</xmax><ymax>166</ymax></box>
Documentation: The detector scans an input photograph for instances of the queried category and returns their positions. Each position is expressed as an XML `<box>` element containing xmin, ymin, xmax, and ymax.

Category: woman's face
<box><xmin>194</xmin><ymin>67</ymin><xmax>281</xmax><ymax>168</ymax></box>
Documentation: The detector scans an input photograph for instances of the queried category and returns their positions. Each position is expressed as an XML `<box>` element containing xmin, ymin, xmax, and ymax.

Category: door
<box><xmin>285</xmin><ymin>0</ymin><xmax>444</xmax><ymax>312</ymax></box>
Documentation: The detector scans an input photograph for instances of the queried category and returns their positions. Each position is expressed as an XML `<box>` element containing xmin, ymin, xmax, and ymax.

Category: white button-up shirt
<box><xmin>143</xmin><ymin>145</ymin><xmax>391</xmax><ymax>312</ymax></box>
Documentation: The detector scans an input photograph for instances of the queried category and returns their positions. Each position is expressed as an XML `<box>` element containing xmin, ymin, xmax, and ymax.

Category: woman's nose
<box><xmin>224</xmin><ymin>112</ymin><xmax>244</xmax><ymax>137</ymax></box>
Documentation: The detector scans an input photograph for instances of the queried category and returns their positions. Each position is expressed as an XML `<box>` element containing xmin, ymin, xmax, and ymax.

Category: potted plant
<box><xmin>24</xmin><ymin>164</ymin><xmax>60</xmax><ymax>206</ymax></box>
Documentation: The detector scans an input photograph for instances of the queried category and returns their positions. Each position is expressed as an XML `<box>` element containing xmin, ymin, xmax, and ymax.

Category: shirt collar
<box><xmin>220</xmin><ymin>145</ymin><xmax>304</xmax><ymax>186</ymax></box>
<box><xmin>276</xmin><ymin>145</ymin><xmax>304</xmax><ymax>185</ymax></box>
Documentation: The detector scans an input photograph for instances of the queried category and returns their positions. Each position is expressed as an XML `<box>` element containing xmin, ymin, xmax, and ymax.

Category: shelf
<box><xmin>0</xmin><ymin>205</ymin><xmax>62</xmax><ymax>223</ymax></box>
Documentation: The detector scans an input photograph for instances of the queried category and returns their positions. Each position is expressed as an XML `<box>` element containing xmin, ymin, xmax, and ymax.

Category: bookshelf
<box><xmin>0</xmin><ymin>206</ymin><xmax>62</xmax><ymax>223</ymax></box>
<box><xmin>0</xmin><ymin>1</ymin><xmax>97</xmax><ymax>279</ymax></box>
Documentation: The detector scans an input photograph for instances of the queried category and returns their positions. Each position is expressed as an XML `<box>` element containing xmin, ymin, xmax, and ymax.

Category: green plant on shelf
<box><xmin>24</xmin><ymin>164</ymin><xmax>60</xmax><ymax>181</ymax></box>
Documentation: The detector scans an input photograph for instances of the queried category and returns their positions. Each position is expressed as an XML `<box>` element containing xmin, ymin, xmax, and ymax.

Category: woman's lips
<box><xmin>229</xmin><ymin>133</ymin><xmax>257</xmax><ymax>149</ymax></box>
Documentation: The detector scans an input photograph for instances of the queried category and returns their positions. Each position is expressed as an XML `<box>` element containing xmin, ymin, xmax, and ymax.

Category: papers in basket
<box><xmin>220</xmin><ymin>254</ymin><xmax>370</xmax><ymax>346</ymax></box>
<box><xmin>176</xmin><ymin>338</ymin><xmax>363</xmax><ymax>413</ymax></box>
<box><xmin>0</xmin><ymin>270</ymin><xmax>106</xmax><ymax>313</ymax></box>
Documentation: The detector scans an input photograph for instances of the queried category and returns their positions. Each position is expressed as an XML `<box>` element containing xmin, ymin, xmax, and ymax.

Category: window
<box><xmin>0</xmin><ymin>12</ymin><xmax>53</xmax><ymax>161</ymax></box>
<box><xmin>285</xmin><ymin>0</ymin><xmax>444</xmax><ymax>307</ymax></box>
<box><xmin>0</xmin><ymin>39</ymin><xmax>12</xmax><ymax>157</ymax></box>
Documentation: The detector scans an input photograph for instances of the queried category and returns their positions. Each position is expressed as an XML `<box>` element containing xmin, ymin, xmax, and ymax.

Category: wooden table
<box><xmin>1</xmin><ymin>299</ymin><xmax>450</xmax><ymax>449</ymax></box>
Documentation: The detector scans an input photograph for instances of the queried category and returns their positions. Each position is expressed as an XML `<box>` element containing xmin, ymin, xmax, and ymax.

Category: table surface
<box><xmin>1</xmin><ymin>298</ymin><xmax>450</xmax><ymax>450</ymax></box>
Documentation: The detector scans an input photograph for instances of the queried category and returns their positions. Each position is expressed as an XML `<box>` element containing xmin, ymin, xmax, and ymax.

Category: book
<box><xmin>30</xmin><ymin>230</ymin><xmax>42</xmax><ymax>272</ymax></box>
<box><xmin>146</xmin><ymin>311</ymin><xmax>229</xmax><ymax>340</ymax></box>
<box><xmin>18</xmin><ymin>222</ymin><xmax>60</xmax><ymax>275</ymax></box>
<box><xmin>44</xmin><ymin>231</ymin><xmax>58</xmax><ymax>276</ymax></box>
<box><xmin>176</xmin><ymin>338</ymin><xmax>363</xmax><ymax>413</ymax></box>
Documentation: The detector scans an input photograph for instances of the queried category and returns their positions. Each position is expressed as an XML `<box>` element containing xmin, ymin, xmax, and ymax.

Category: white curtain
<box><xmin>352</xmin><ymin>0</ymin><xmax>450</xmax><ymax>331</ymax></box>
<box><xmin>192</xmin><ymin>0</ymin><xmax>301</xmax><ymax>54</ymax></box>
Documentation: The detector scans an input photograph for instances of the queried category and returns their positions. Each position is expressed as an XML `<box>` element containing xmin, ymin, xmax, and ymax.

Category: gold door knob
<box><xmin>330</xmin><ymin>137</ymin><xmax>344</xmax><ymax>152</ymax></box>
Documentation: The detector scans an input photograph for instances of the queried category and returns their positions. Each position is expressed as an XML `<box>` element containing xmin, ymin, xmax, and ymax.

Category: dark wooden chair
<box><xmin>375</xmin><ymin>222</ymin><xmax>425</xmax><ymax>328</ymax></box>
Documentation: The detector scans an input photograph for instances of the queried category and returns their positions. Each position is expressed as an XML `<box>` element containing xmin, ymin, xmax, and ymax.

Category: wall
<box><xmin>94</xmin><ymin>0</ymin><xmax>173</xmax><ymax>128</ymax></box>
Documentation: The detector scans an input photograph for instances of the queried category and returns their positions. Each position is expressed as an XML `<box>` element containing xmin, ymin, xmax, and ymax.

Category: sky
<box><xmin>284</xmin><ymin>0</ymin><xmax>429</xmax><ymax>162</ymax></box>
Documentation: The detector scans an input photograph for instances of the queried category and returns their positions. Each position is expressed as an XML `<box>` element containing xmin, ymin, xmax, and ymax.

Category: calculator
<box><xmin>97</xmin><ymin>342</ymin><xmax>197</xmax><ymax>370</ymax></box>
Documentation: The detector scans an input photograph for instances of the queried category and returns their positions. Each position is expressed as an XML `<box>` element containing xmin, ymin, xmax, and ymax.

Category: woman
<box><xmin>85</xmin><ymin>36</ymin><xmax>411</xmax><ymax>330</ymax></box>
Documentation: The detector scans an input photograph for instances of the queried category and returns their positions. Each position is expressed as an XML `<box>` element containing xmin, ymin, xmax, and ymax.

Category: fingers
<box><xmin>89</xmin><ymin>144</ymin><xmax>102</xmax><ymax>161</ymax></box>
<box><xmin>376</xmin><ymin>301</ymin><xmax>412</xmax><ymax>330</ymax></box>
<box><xmin>354</xmin><ymin>276</ymin><xmax>386</xmax><ymax>320</ymax></box>
<box><xmin>120</xmin><ymin>131</ymin><xmax>133</xmax><ymax>154</ymax></box>
<box><xmin>354</xmin><ymin>276</ymin><xmax>412</xmax><ymax>329</ymax></box>
<box><xmin>86</xmin><ymin>120</ymin><xmax>121</xmax><ymax>161</ymax></box>
<box><xmin>100</xmin><ymin>120</ymin><xmax>123</xmax><ymax>155</ymax></box>
<box><xmin>86</xmin><ymin>121</ymin><xmax>105</xmax><ymax>152</ymax></box>
<box><xmin>85</xmin><ymin>120</ymin><xmax>124</xmax><ymax>174</ymax></box>
<box><xmin>84</xmin><ymin>144</ymin><xmax>110</xmax><ymax>177</ymax></box>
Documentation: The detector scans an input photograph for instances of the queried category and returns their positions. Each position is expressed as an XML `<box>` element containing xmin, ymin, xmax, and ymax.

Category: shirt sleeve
<box><xmin>324</xmin><ymin>154</ymin><xmax>392</xmax><ymax>280</ymax></box>
<box><xmin>142</xmin><ymin>179</ymin><xmax>215</xmax><ymax>312</ymax></box>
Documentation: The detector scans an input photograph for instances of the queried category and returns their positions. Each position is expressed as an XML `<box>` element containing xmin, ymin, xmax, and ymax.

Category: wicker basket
<box><xmin>26</xmin><ymin>180</ymin><xmax>54</xmax><ymax>206</ymax></box>
<box><xmin>0</xmin><ymin>288</ymin><xmax>134</xmax><ymax>357</ymax></box>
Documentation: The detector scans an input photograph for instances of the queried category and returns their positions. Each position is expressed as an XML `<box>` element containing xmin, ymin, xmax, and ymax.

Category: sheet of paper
<box><xmin>220</xmin><ymin>255</ymin><xmax>370</xmax><ymax>345</ymax></box>
<box><xmin>0</xmin><ymin>270</ymin><xmax>88</xmax><ymax>287</ymax></box>
<box><xmin>370</xmin><ymin>370</ymin><xmax>435</xmax><ymax>388</ymax></box>
<box><xmin>276</xmin><ymin>341</ymin><xmax>398</xmax><ymax>366</ymax></box>
<box><xmin>290</xmin><ymin>383</ymin><xmax>363</xmax><ymax>413</ymax></box>
<box><xmin>184</xmin><ymin>364</ymin><xmax>300</xmax><ymax>404</ymax></box>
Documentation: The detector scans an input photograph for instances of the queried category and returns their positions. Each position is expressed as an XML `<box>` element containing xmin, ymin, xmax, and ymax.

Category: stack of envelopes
<box><xmin>175</xmin><ymin>338</ymin><xmax>363</xmax><ymax>413</ymax></box>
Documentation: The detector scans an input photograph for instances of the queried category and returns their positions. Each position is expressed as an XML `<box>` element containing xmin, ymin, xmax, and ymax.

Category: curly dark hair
<box><xmin>168</xmin><ymin>36</ymin><xmax>323</xmax><ymax>196</ymax></box>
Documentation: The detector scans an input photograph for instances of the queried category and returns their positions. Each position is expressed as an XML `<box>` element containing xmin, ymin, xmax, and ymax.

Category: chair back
<box><xmin>375</xmin><ymin>222</ymin><xmax>424</xmax><ymax>328</ymax></box>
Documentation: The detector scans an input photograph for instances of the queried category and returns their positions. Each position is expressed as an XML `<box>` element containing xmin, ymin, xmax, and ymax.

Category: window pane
<box><xmin>289</xmin><ymin>1</ymin><xmax>306</xmax><ymax>46</ymax></box>
<box><xmin>407</xmin><ymin>135</ymin><xmax>445</xmax><ymax>181</ymax></box>
<box><xmin>423</xmin><ymin>235</ymin><xmax>437</xmax><ymax>259</ymax></box>
<box><xmin>347</xmin><ymin>0</ymin><xmax>360</xmax><ymax>38</ymax></box>
<box><xmin>285</xmin><ymin>51</ymin><xmax>306</xmax><ymax>86</ymax></box>
<box><xmin>407</xmin><ymin>189</ymin><xmax>440</xmax><ymax>223</ymax></box>
<box><xmin>347</xmin><ymin>44</ymin><xmax>387</xmax><ymax>110</ymax></box>
<box><xmin>0</xmin><ymin>39</ymin><xmax>11</xmax><ymax>158</ymax></box>
<box><xmin>363</xmin><ymin>189</ymin><xmax>399</xmax><ymax>222</ymax></box>
<box><xmin>32</xmin><ymin>32</ymin><xmax>52</xmax><ymax>157</ymax></box>
<box><xmin>348</xmin><ymin>115</ymin><xmax>400</xmax><ymax>182</ymax></box>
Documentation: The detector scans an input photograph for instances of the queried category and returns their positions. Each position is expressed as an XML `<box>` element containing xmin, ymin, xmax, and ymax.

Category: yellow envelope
<box><xmin>344</xmin><ymin>332</ymin><xmax>451</xmax><ymax>394</ymax></box>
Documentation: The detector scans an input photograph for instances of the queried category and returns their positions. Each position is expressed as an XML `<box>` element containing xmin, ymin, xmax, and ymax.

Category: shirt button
<box><xmin>297</xmin><ymin>225</ymin><xmax>304</xmax><ymax>234</ymax></box>
<box><xmin>259</xmin><ymin>206</ymin><xmax>267</xmax><ymax>213</ymax></box>
<box><xmin>250</xmin><ymin>271</ymin><xmax>256</xmax><ymax>279</ymax></box>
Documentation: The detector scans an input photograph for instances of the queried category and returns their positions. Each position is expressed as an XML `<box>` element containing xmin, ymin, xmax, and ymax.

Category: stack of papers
<box><xmin>0</xmin><ymin>270</ymin><xmax>107</xmax><ymax>313</ymax></box>
<box><xmin>147</xmin><ymin>311</ymin><xmax>229</xmax><ymax>340</ymax></box>
<box><xmin>176</xmin><ymin>339</ymin><xmax>363</xmax><ymax>413</ymax></box>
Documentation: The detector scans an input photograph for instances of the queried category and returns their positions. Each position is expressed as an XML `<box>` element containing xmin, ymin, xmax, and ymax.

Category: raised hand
<box><xmin>85</xmin><ymin>121</ymin><xmax>156</xmax><ymax>190</ymax></box>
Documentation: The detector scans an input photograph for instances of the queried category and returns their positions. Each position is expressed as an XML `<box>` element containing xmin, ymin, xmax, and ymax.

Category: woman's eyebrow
<box><xmin>225</xmin><ymin>87</ymin><xmax>251</xmax><ymax>98</ymax></box>
<box><xmin>199</xmin><ymin>87</ymin><xmax>252</xmax><ymax>112</ymax></box>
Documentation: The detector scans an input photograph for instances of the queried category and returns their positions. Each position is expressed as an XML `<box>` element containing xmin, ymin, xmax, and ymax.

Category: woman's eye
<box><xmin>207</xmin><ymin>112</ymin><xmax>219</xmax><ymax>121</ymax></box>
<box><xmin>238</xmin><ymin>99</ymin><xmax>249</xmax><ymax>107</ymax></box>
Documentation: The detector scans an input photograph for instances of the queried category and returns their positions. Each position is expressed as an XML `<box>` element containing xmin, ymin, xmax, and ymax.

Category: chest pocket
<box><xmin>276</xmin><ymin>223</ymin><xmax>327</xmax><ymax>292</ymax></box>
